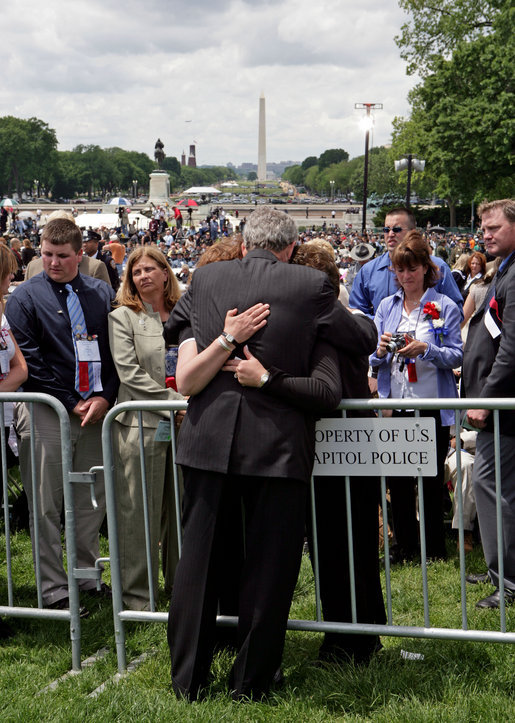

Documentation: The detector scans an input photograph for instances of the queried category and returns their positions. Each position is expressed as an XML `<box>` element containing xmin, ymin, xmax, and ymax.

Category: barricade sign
<box><xmin>314</xmin><ymin>417</ymin><xmax>437</xmax><ymax>476</ymax></box>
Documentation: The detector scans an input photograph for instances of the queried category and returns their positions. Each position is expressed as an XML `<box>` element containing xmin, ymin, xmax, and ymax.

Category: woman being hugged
<box><xmin>108</xmin><ymin>246</ymin><xmax>183</xmax><ymax>610</ymax></box>
<box><xmin>370</xmin><ymin>231</ymin><xmax>463</xmax><ymax>562</ymax></box>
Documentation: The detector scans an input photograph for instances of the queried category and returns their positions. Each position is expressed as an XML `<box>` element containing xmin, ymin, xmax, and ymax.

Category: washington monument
<box><xmin>257</xmin><ymin>93</ymin><xmax>266</xmax><ymax>182</ymax></box>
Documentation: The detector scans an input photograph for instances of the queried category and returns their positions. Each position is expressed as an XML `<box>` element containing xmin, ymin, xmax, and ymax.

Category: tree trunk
<box><xmin>447</xmin><ymin>200</ymin><xmax>457</xmax><ymax>227</ymax></box>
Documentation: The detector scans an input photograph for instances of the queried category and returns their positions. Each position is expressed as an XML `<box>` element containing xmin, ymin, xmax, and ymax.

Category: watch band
<box><xmin>258</xmin><ymin>371</ymin><xmax>270</xmax><ymax>388</ymax></box>
<box><xmin>221</xmin><ymin>331</ymin><xmax>236</xmax><ymax>345</ymax></box>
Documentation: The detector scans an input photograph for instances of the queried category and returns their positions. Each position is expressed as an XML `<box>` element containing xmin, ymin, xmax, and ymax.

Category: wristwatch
<box><xmin>258</xmin><ymin>371</ymin><xmax>270</xmax><ymax>388</ymax></box>
<box><xmin>221</xmin><ymin>331</ymin><xmax>236</xmax><ymax>345</ymax></box>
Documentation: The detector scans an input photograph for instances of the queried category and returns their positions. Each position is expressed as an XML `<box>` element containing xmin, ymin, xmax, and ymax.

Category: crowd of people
<box><xmin>0</xmin><ymin>198</ymin><xmax>514</xmax><ymax>701</ymax></box>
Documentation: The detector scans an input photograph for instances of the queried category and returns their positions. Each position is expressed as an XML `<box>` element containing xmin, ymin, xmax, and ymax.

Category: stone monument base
<box><xmin>149</xmin><ymin>170</ymin><xmax>170</xmax><ymax>205</ymax></box>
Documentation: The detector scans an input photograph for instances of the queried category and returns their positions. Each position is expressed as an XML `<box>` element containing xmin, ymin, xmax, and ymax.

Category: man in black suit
<box><xmin>462</xmin><ymin>198</ymin><xmax>515</xmax><ymax>609</ymax></box>
<box><xmin>82</xmin><ymin>229</ymin><xmax>120</xmax><ymax>291</ymax></box>
<box><xmin>164</xmin><ymin>207</ymin><xmax>377</xmax><ymax>700</ymax></box>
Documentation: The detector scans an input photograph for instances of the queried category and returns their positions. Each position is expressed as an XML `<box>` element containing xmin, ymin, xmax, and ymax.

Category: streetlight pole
<box><xmin>132</xmin><ymin>179</ymin><xmax>138</xmax><ymax>200</ymax></box>
<box><xmin>394</xmin><ymin>155</ymin><xmax>426</xmax><ymax>208</ymax></box>
<box><xmin>355</xmin><ymin>103</ymin><xmax>382</xmax><ymax>235</ymax></box>
<box><xmin>329</xmin><ymin>180</ymin><xmax>335</xmax><ymax>202</ymax></box>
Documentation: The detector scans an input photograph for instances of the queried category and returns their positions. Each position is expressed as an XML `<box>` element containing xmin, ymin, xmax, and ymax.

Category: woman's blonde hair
<box><xmin>0</xmin><ymin>243</ymin><xmax>18</xmax><ymax>282</ymax></box>
<box><xmin>115</xmin><ymin>246</ymin><xmax>181</xmax><ymax>312</ymax></box>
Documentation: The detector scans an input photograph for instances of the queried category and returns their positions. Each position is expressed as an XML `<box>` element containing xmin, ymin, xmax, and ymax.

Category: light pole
<box><xmin>329</xmin><ymin>180</ymin><xmax>335</xmax><ymax>202</ymax></box>
<box><xmin>132</xmin><ymin>179</ymin><xmax>138</xmax><ymax>200</ymax></box>
<box><xmin>394</xmin><ymin>155</ymin><xmax>425</xmax><ymax>208</ymax></box>
<box><xmin>355</xmin><ymin>103</ymin><xmax>383</xmax><ymax>235</ymax></box>
<box><xmin>34</xmin><ymin>179</ymin><xmax>39</xmax><ymax>199</ymax></box>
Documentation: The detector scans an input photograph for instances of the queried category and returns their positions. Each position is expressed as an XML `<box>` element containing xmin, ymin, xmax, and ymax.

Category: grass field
<box><xmin>1</xmin><ymin>530</ymin><xmax>514</xmax><ymax>722</ymax></box>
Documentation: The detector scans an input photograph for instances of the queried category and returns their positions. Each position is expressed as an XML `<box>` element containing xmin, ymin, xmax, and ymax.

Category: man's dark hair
<box><xmin>41</xmin><ymin>218</ymin><xmax>83</xmax><ymax>252</ymax></box>
<box><xmin>385</xmin><ymin>206</ymin><xmax>416</xmax><ymax>230</ymax></box>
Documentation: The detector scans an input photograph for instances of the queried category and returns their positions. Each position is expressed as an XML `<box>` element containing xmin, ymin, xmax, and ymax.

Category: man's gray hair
<box><xmin>243</xmin><ymin>207</ymin><xmax>298</xmax><ymax>252</ymax></box>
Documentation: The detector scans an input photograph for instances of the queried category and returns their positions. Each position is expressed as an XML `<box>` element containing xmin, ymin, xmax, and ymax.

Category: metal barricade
<box><xmin>0</xmin><ymin>392</ymin><xmax>98</xmax><ymax>671</ymax></box>
<box><xmin>102</xmin><ymin>397</ymin><xmax>515</xmax><ymax>674</ymax></box>
<box><xmin>102</xmin><ymin>400</ymin><xmax>186</xmax><ymax>672</ymax></box>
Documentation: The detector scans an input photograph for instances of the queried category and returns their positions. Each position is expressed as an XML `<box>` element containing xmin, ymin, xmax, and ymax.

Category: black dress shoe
<box><xmin>84</xmin><ymin>582</ymin><xmax>112</xmax><ymax>599</ymax></box>
<box><xmin>0</xmin><ymin>618</ymin><xmax>15</xmax><ymax>639</ymax></box>
<box><xmin>46</xmin><ymin>597</ymin><xmax>90</xmax><ymax>618</ymax></box>
<box><xmin>476</xmin><ymin>588</ymin><xmax>515</xmax><ymax>609</ymax></box>
<box><xmin>466</xmin><ymin>572</ymin><xmax>490</xmax><ymax>585</ymax></box>
<box><xmin>316</xmin><ymin>639</ymin><xmax>383</xmax><ymax>667</ymax></box>
<box><xmin>389</xmin><ymin>546</ymin><xmax>417</xmax><ymax>565</ymax></box>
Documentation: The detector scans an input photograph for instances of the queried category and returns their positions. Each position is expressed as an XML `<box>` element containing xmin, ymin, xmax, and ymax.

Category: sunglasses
<box><xmin>383</xmin><ymin>226</ymin><xmax>404</xmax><ymax>234</ymax></box>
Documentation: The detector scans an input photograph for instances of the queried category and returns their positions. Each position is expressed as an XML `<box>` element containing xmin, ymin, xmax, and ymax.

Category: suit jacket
<box><xmin>108</xmin><ymin>303</ymin><xmax>182</xmax><ymax>428</ymax></box>
<box><xmin>6</xmin><ymin>271</ymin><xmax>118</xmax><ymax>411</ymax></box>
<box><xmin>164</xmin><ymin>248</ymin><xmax>377</xmax><ymax>481</ymax></box>
<box><xmin>462</xmin><ymin>252</ymin><xmax>515</xmax><ymax>434</ymax></box>
<box><xmin>25</xmin><ymin>254</ymin><xmax>111</xmax><ymax>286</ymax></box>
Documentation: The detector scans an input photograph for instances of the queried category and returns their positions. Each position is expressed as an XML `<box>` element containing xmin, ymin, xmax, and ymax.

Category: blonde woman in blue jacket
<box><xmin>370</xmin><ymin>232</ymin><xmax>463</xmax><ymax>562</ymax></box>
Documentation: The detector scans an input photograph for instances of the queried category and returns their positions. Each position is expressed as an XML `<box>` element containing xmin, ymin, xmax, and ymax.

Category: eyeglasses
<box><xmin>383</xmin><ymin>226</ymin><xmax>404</xmax><ymax>234</ymax></box>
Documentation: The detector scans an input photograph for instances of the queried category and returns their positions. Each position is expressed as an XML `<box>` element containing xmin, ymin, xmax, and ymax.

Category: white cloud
<box><xmin>0</xmin><ymin>0</ymin><xmax>417</xmax><ymax>165</ymax></box>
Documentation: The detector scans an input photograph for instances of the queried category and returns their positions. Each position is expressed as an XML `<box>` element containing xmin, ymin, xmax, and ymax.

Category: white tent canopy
<box><xmin>181</xmin><ymin>186</ymin><xmax>220</xmax><ymax>195</ymax></box>
<box><xmin>73</xmin><ymin>212</ymin><xmax>150</xmax><ymax>230</ymax></box>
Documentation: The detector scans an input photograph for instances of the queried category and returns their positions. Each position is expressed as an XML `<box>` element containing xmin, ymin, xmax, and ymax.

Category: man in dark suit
<box><xmin>164</xmin><ymin>207</ymin><xmax>377</xmax><ymax>700</ymax></box>
<box><xmin>7</xmin><ymin>218</ymin><xmax>118</xmax><ymax>613</ymax></box>
<box><xmin>82</xmin><ymin>229</ymin><xmax>120</xmax><ymax>291</ymax></box>
<box><xmin>462</xmin><ymin>198</ymin><xmax>515</xmax><ymax>609</ymax></box>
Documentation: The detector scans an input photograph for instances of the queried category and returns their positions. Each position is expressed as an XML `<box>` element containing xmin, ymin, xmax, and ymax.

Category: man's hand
<box><xmin>72</xmin><ymin>396</ymin><xmax>109</xmax><ymax>426</ymax></box>
<box><xmin>466</xmin><ymin>408</ymin><xmax>490</xmax><ymax>429</ymax></box>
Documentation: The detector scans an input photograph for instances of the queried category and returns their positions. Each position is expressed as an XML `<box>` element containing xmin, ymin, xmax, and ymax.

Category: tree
<box><xmin>282</xmin><ymin>165</ymin><xmax>305</xmax><ymax>186</ymax></box>
<box><xmin>392</xmin><ymin>25</ymin><xmax>514</xmax><ymax>224</ymax></box>
<box><xmin>162</xmin><ymin>156</ymin><xmax>182</xmax><ymax>176</ymax></box>
<box><xmin>247</xmin><ymin>171</ymin><xmax>257</xmax><ymax>181</ymax></box>
<box><xmin>318</xmin><ymin>148</ymin><xmax>349</xmax><ymax>171</ymax></box>
<box><xmin>0</xmin><ymin>116</ymin><xmax>58</xmax><ymax>197</ymax></box>
<box><xmin>301</xmin><ymin>156</ymin><xmax>318</xmax><ymax>171</ymax></box>
<box><xmin>396</xmin><ymin>0</ymin><xmax>500</xmax><ymax>75</ymax></box>
<box><xmin>179</xmin><ymin>165</ymin><xmax>237</xmax><ymax>189</ymax></box>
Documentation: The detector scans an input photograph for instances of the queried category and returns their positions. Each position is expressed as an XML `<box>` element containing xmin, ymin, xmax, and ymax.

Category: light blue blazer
<box><xmin>369</xmin><ymin>287</ymin><xmax>463</xmax><ymax>425</ymax></box>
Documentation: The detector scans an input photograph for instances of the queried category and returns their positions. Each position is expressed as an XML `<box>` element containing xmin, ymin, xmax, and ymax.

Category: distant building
<box><xmin>181</xmin><ymin>150</ymin><xmax>186</xmax><ymax>166</ymax></box>
<box><xmin>187</xmin><ymin>144</ymin><xmax>196</xmax><ymax>168</ymax></box>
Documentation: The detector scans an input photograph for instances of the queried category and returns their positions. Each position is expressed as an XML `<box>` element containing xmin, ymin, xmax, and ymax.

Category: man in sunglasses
<box><xmin>349</xmin><ymin>207</ymin><xmax>462</xmax><ymax>317</ymax></box>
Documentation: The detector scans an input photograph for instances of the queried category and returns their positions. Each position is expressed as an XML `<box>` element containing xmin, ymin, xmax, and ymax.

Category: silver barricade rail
<box><xmin>0</xmin><ymin>392</ymin><xmax>87</xmax><ymax>671</ymax></box>
<box><xmin>102</xmin><ymin>398</ymin><xmax>515</xmax><ymax>674</ymax></box>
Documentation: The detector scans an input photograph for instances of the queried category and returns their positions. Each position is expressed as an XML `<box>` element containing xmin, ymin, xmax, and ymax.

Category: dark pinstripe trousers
<box><xmin>167</xmin><ymin>466</ymin><xmax>307</xmax><ymax>700</ymax></box>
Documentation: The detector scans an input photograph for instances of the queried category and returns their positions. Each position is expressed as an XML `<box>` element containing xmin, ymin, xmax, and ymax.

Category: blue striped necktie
<box><xmin>65</xmin><ymin>283</ymin><xmax>94</xmax><ymax>398</ymax></box>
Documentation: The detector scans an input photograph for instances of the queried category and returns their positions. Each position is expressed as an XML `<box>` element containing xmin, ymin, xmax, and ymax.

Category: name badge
<box><xmin>76</xmin><ymin>339</ymin><xmax>101</xmax><ymax>362</ymax></box>
<box><xmin>154</xmin><ymin>419</ymin><xmax>172</xmax><ymax>442</ymax></box>
<box><xmin>0</xmin><ymin>349</ymin><xmax>10</xmax><ymax>375</ymax></box>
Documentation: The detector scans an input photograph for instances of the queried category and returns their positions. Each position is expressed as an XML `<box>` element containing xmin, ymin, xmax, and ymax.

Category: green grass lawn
<box><xmin>1</xmin><ymin>531</ymin><xmax>514</xmax><ymax>722</ymax></box>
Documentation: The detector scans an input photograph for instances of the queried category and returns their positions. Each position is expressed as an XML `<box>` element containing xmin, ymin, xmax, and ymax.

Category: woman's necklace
<box><xmin>404</xmin><ymin>296</ymin><xmax>421</xmax><ymax>312</ymax></box>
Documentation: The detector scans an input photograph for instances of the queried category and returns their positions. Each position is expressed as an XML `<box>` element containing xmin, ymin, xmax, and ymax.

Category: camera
<box><xmin>385</xmin><ymin>333</ymin><xmax>409</xmax><ymax>354</ymax></box>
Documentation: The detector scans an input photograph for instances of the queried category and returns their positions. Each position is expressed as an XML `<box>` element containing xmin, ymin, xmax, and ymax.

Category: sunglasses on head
<box><xmin>383</xmin><ymin>226</ymin><xmax>404</xmax><ymax>234</ymax></box>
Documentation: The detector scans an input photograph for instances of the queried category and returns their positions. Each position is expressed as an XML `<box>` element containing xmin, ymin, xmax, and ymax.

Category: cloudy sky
<box><xmin>1</xmin><ymin>0</ymin><xmax>418</xmax><ymax>167</ymax></box>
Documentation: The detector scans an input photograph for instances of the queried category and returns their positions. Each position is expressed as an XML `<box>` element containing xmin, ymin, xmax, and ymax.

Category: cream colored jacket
<box><xmin>108</xmin><ymin>303</ymin><xmax>183</xmax><ymax>427</ymax></box>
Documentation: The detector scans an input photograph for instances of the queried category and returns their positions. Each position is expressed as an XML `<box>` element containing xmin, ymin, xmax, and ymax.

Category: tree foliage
<box><xmin>396</xmin><ymin>0</ymin><xmax>500</xmax><ymax>75</ymax></box>
<box><xmin>301</xmin><ymin>156</ymin><xmax>318</xmax><ymax>171</ymax></box>
<box><xmin>0</xmin><ymin>116</ymin><xmax>58</xmax><ymax>197</ymax></box>
<box><xmin>0</xmin><ymin>114</ymin><xmax>239</xmax><ymax>199</ymax></box>
<box><xmin>283</xmin><ymin>146</ymin><xmax>401</xmax><ymax>200</ymax></box>
<box><xmin>392</xmin><ymin>2</ymin><xmax>514</xmax><ymax>223</ymax></box>
<box><xmin>318</xmin><ymin>148</ymin><xmax>349</xmax><ymax>170</ymax></box>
